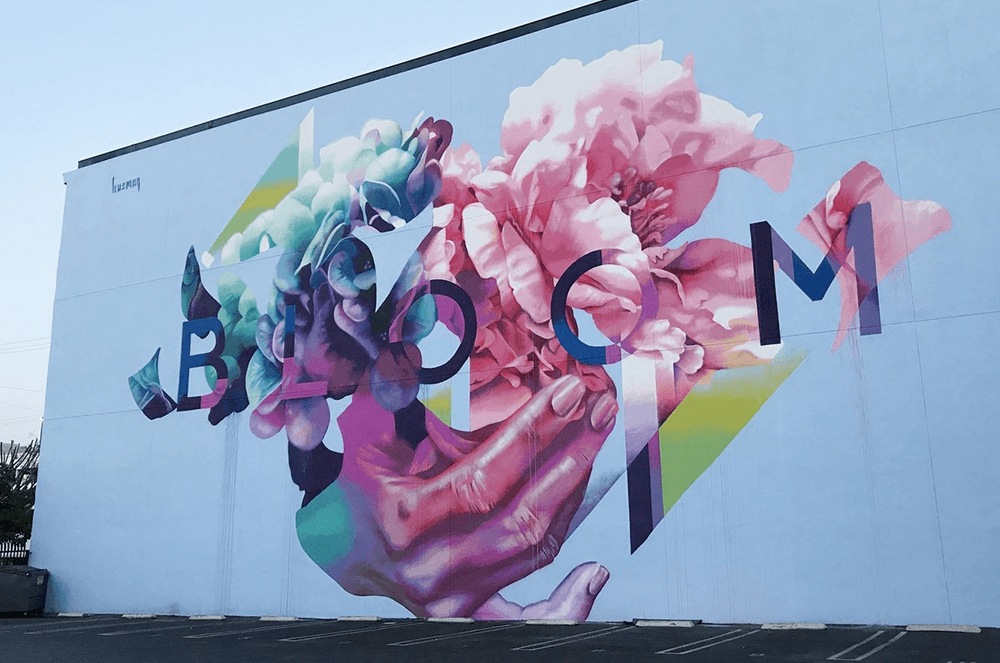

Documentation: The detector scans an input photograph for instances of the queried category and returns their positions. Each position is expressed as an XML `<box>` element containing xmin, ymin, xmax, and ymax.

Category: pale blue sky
<box><xmin>0</xmin><ymin>0</ymin><xmax>592</xmax><ymax>442</ymax></box>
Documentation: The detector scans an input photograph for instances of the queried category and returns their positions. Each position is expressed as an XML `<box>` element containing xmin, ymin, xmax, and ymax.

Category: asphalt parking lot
<box><xmin>0</xmin><ymin>614</ymin><xmax>994</xmax><ymax>662</ymax></box>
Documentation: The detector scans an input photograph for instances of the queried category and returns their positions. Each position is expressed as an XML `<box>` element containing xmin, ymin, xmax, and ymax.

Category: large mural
<box><xmin>128</xmin><ymin>42</ymin><xmax>950</xmax><ymax>619</ymax></box>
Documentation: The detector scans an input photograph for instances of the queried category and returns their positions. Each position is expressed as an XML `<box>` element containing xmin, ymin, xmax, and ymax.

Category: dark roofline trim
<box><xmin>78</xmin><ymin>0</ymin><xmax>638</xmax><ymax>169</ymax></box>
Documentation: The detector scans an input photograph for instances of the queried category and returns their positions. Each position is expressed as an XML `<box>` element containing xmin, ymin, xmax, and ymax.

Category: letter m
<box><xmin>750</xmin><ymin>202</ymin><xmax>880</xmax><ymax>345</ymax></box>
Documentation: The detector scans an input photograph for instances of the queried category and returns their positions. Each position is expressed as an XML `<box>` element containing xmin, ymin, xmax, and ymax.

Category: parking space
<box><xmin>0</xmin><ymin>615</ymin><xmax>995</xmax><ymax>663</ymax></box>
<box><xmin>875</xmin><ymin>630</ymin><xmax>990</xmax><ymax>663</ymax></box>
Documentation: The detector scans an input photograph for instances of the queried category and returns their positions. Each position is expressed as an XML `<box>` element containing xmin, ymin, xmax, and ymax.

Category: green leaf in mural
<box><xmin>128</xmin><ymin>348</ymin><xmax>177</xmax><ymax>420</ymax></box>
<box><xmin>181</xmin><ymin>246</ymin><xmax>221</xmax><ymax>320</ymax></box>
<box><xmin>245</xmin><ymin>349</ymin><xmax>282</xmax><ymax>411</ymax></box>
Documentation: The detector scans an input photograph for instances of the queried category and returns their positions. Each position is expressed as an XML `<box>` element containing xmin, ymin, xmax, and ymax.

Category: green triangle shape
<box><xmin>206</xmin><ymin>111</ymin><xmax>314</xmax><ymax>259</ymax></box>
<box><xmin>659</xmin><ymin>350</ymin><xmax>806</xmax><ymax>514</ymax></box>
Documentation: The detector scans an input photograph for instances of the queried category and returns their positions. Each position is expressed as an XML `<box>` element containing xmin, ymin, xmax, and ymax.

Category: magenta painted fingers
<box><xmin>384</xmin><ymin>376</ymin><xmax>606</xmax><ymax>549</ymax></box>
<box><xmin>329</xmin><ymin>374</ymin><xmax>618</xmax><ymax>617</ymax></box>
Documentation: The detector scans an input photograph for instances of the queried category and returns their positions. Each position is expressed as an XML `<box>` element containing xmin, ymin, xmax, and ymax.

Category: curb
<box><xmin>906</xmin><ymin>624</ymin><xmax>981</xmax><ymax>633</ymax></box>
<box><xmin>762</xmin><ymin>622</ymin><xmax>827</xmax><ymax>630</ymax></box>
<box><xmin>428</xmin><ymin>617</ymin><xmax>475</xmax><ymax>623</ymax></box>
<box><xmin>338</xmin><ymin>616</ymin><xmax>381</xmax><ymax>622</ymax></box>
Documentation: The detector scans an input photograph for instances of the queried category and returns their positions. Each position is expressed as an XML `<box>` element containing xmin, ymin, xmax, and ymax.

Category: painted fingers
<box><xmin>385</xmin><ymin>376</ymin><xmax>616</xmax><ymax>550</ymax></box>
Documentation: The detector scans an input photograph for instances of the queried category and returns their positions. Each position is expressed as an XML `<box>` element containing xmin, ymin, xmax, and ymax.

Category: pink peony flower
<box><xmin>797</xmin><ymin>161</ymin><xmax>952</xmax><ymax>350</ymax></box>
<box><xmin>498</xmin><ymin>42</ymin><xmax>793</xmax><ymax>247</ymax></box>
<box><xmin>433</xmin><ymin>43</ymin><xmax>794</xmax><ymax>427</ymax></box>
<box><xmin>639</xmin><ymin>238</ymin><xmax>765</xmax><ymax>420</ymax></box>
<box><xmin>438</xmin><ymin>143</ymin><xmax>482</xmax><ymax>211</ymax></box>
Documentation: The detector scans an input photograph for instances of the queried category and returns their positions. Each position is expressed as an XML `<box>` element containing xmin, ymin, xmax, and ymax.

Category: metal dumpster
<box><xmin>0</xmin><ymin>566</ymin><xmax>48</xmax><ymax>614</ymax></box>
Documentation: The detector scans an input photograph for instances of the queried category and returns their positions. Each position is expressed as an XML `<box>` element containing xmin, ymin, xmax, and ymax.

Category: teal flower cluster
<box><xmin>130</xmin><ymin>115</ymin><xmax>452</xmax><ymax>427</ymax></box>
<box><xmin>241</xmin><ymin>116</ymin><xmax>453</xmax><ymax>431</ymax></box>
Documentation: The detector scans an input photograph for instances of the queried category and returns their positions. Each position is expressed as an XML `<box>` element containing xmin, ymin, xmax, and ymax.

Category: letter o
<box><xmin>550</xmin><ymin>249</ymin><xmax>659</xmax><ymax>365</ymax></box>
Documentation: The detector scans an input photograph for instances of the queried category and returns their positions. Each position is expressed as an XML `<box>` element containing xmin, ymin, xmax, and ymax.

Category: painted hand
<box><xmin>295</xmin><ymin>366</ymin><xmax>618</xmax><ymax>619</ymax></box>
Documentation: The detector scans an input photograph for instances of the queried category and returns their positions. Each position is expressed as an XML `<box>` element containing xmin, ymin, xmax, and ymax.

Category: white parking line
<box><xmin>850</xmin><ymin>632</ymin><xmax>907</xmax><ymax>662</ymax></box>
<box><xmin>828</xmin><ymin>631</ymin><xmax>886</xmax><ymax>660</ymax></box>
<box><xmin>99</xmin><ymin>620</ymin><xmax>235</xmax><ymax>636</ymax></box>
<box><xmin>828</xmin><ymin>631</ymin><xmax>907</xmax><ymax>661</ymax></box>
<box><xmin>21</xmin><ymin>618</ymin><xmax>158</xmax><ymax>635</ymax></box>
<box><xmin>656</xmin><ymin>629</ymin><xmax>742</xmax><ymax>654</ymax></box>
<box><xmin>185</xmin><ymin>621</ymin><xmax>321</xmax><ymax>639</ymax></box>
<box><xmin>657</xmin><ymin>628</ymin><xmax>762</xmax><ymax>655</ymax></box>
<box><xmin>0</xmin><ymin>621</ymin><xmax>45</xmax><ymax>634</ymax></box>
<box><xmin>513</xmin><ymin>624</ymin><xmax>634</xmax><ymax>651</ymax></box>
<box><xmin>389</xmin><ymin>622</ymin><xmax>522</xmax><ymax>646</ymax></box>
<box><xmin>0</xmin><ymin>618</ymin><xmax>85</xmax><ymax>634</ymax></box>
<box><xmin>280</xmin><ymin>621</ymin><xmax>418</xmax><ymax>642</ymax></box>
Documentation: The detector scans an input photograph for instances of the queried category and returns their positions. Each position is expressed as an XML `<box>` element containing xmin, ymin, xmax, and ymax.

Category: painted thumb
<box><xmin>521</xmin><ymin>562</ymin><xmax>610</xmax><ymax>621</ymax></box>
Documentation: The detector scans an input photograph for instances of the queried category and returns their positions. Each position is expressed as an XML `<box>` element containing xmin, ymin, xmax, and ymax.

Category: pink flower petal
<box><xmin>501</xmin><ymin>223</ymin><xmax>553</xmax><ymax>324</ymax></box>
<box><xmin>798</xmin><ymin>162</ymin><xmax>952</xmax><ymax>350</ymax></box>
<box><xmin>540</xmin><ymin>197</ymin><xmax>641</xmax><ymax>278</ymax></box>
